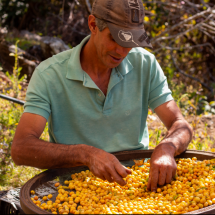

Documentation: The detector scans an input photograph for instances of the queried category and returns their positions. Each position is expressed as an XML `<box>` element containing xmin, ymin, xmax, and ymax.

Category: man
<box><xmin>11</xmin><ymin>0</ymin><xmax>193</xmax><ymax>192</ymax></box>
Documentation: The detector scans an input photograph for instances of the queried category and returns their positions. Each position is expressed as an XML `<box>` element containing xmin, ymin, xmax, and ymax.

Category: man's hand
<box><xmin>85</xmin><ymin>147</ymin><xmax>131</xmax><ymax>186</ymax></box>
<box><xmin>147</xmin><ymin>143</ymin><xmax>177</xmax><ymax>192</ymax></box>
<box><xmin>147</xmin><ymin>100</ymin><xmax>193</xmax><ymax>192</ymax></box>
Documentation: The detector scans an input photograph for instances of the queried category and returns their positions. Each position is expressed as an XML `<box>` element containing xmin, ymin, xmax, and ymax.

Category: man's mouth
<box><xmin>110</xmin><ymin>55</ymin><xmax>122</xmax><ymax>62</ymax></box>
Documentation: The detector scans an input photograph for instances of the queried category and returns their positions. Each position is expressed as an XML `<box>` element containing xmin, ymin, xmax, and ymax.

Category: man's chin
<box><xmin>107</xmin><ymin>58</ymin><xmax>123</xmax><ymax>68</ymax></box>
<box><xmin>107</xmin><ymin>62</ymin><xmax>122</xmax><ymax>68</ymax></box>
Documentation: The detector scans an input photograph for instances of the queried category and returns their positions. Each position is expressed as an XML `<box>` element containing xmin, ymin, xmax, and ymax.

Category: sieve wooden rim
<box><xmin>20</xmin><ymin>149</ymin><xmax>215</xmax><ymax>214</ymax></box>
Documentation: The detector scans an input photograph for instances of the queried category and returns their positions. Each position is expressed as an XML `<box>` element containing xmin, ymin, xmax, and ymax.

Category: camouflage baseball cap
<box><xmin>92</xmin><ymin>0</ymin><xmax>153</xmax><ymax>49</ymax></box>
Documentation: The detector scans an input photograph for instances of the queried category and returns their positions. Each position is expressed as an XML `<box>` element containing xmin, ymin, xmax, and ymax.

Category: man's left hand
<box><xmin>147</xmin><ymin>142</ymin><xmax>177</xmax><ymax>192</ymax></box>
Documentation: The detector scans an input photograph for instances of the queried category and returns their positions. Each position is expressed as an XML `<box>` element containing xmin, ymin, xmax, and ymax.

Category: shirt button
<box><xmin>98</xmin><ymin>93</ymin><xmax>102</xmax><ymax>97</ymax></box>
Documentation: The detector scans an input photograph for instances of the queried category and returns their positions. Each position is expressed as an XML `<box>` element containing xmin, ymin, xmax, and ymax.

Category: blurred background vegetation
<box><xmin>0</xmin><ymin>0</ymin><xmax>215</xmax><ymax>190</ymax></box>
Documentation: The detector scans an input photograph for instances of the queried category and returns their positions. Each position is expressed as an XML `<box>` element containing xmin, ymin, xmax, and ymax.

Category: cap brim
<box><xmin>107</xmin><ymin>22</ymin><xmax>153</xmax><ymax>49</ymax></box>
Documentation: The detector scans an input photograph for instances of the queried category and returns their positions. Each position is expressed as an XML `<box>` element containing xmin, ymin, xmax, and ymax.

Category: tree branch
<box><xmin>183</xmin><ymin>0</ymin><xmax>203</xmax><ymax>10</ymax></box>
<box><xmin>154</xmin><ymin>43</ymin><xmax>215</xmax><ymax>56</ymax></box>
<box><xmin>152</xmin><ymin>7</ymin><xmax>212</xmax><ymax>43</ymax></box>
<box><xmin>143</xmin><ymin>1</ymin><xmax>182</xmax><ymax>9</ymax></box>
<box><xmin>199</xmin><ymin>27</ymin><xmax>215</xmax><ymax>42</ymax></box>
<box><xmin>171</xmin><ymin>52</ymin><xmax>213</xmax><ymax>92</ymax></box>
<box><xmin>154</xmin><ymin>14</ymin><xmax>213</xmax><ymax>42</ymax></box>
<box><xmin>48</xmin><ymin>13</ymin><xmax>89</xmax><ymax>36</ymax></box>
<box><xmin>62</xmin><ymin>0</ymin><xmax>65</xmax><ymax>23</ymax></box>
<box><xmin>201</xmin><ymin>23</ymin><xmax>215</xmax><ymax>32</ymax></box>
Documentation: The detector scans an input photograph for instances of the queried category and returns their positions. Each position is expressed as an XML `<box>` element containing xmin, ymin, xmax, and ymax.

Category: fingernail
<box><xmin>152</xmin><ymin>189</ymin><xmax>156</xmax><ymax>193</ymax></box>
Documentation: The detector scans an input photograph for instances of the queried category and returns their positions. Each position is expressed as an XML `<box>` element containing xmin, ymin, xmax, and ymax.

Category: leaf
<box><xmin>177</xmin><ymin>94</ymin><xmax>189</xmax><ymax>106</ymax></box>
<box><xmin>201</xmin><ymin>187</ymin><xmax>207</xmax><ymax>190</ymax></box>
<box><xmin>18</xmin><ymin>67</ymin><xmax>22</xmax><ymax>73</ymax></box>
<box><xmin>210</xmin><ymin>101</ymin><xmax>215</xmax><ymax>106</ymax></box>
<box><xmin>196</xmin><ymin>187</ymin><xmax>207</xmax><ymax>192</ymax></box>
<box><xmin>133</xmin><ymin>159</ymin><xmax>145</xmax><ymax>166</ymax></box>
<box><xmin>18</xmin><ymin>84</ymin><xmax>22</xmax><ymax>90</ymax></box>
<box><xmin>173</xmin><ymin>195</ymin><xmax>178</xmax><ymax>200</ymax></box>
<box><xmin>188</xmin><ymin>100</ymin><xmax>196</xmax><ymax>109</ymax></box>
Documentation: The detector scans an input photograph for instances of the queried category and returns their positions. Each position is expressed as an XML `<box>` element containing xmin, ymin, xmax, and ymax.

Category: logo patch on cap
<box><xmin>128</xmin><ymin>0</ymin><xmax>140</xmax><ymax>10</ymax></box>
<box><xmin>138</xmin><ymin>32</ymin><xmax>151</xmax><ymax>44</ymax></box>
<box><xmin>118</xmin><ymin>30</ymin><xmax>139</xmax><ymax>46</ymax></box>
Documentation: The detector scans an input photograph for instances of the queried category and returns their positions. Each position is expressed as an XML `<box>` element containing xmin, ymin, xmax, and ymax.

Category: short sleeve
<box><xmin>148</xmin><ymin>56</ymin><xmax>174</xmax><ymax>112</ymax></box>
<box><xmin>24</xmin><ymin>69</ymin><xmax>51</xmax><ymax>121</ymax></box>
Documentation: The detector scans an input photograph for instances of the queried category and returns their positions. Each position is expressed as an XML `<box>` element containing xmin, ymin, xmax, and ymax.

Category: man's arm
<box><xmin>11</xmin><ymin>113</ymin><xmax>131</xmax><ymax>185</ymax></box>
<box><xmin>147</xmin><ymin>100</ymin><xmax>193</xmax><ymax>192</ymax></box>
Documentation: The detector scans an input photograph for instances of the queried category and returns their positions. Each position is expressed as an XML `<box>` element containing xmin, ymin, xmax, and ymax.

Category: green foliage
<box><xmin>0</xmin><ymin>41</ymin><xmax>48</xmax><ymax>191</ymax></box>
<box><xmin>0</xmin><ymin>100</ymin><xmax>24</xmax><ymax>189</ymax></box>
<box><xmin>169</xmin><ymin>81</ymin><xmax>215</xmax><ymax>117</ymax></box>
<box><xmin>6</xmin><ymin>40</ymin><xmax>26</xmax><ymax>98</ymax></box>
<box><xmin>5</xmin><ymin>36</ymin><xmax>39</xmax><ymax>50</ymax></box>
<box><xmin>0</xmin><ymin>97</ymin><xmax>48</xmax><ymax>190</ymax></box>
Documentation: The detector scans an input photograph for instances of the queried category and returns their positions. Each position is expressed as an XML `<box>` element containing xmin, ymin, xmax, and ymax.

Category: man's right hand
<box><xmin>84</xmin><ymin>147</ymin><xmax>131</xmax><ymax>186</ymax></box>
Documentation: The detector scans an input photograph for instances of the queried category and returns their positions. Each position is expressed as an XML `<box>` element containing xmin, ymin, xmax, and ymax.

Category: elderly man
<box><xmin>11</xmin><ymin>0</ymin><xmax>192</xmax><ymax>192</ymax></box>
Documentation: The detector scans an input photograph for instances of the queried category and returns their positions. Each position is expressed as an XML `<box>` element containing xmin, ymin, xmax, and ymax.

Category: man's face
<box><xmin>93</xmin><ymin>27</ymin><xmax>132</xmax><ymax>68</ymax></box>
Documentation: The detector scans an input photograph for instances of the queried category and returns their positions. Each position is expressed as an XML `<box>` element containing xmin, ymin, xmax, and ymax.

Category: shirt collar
<box><xmin>66</xmin><ymin>35</ymin><xmax>90</xmax><ymax>81</ymax></box>
<box><xmin>116</xmin><ymin>56</ymin><xmax>133</xmax><ymax>76</ymax></box>
<box><xmin>66</xmin><ymin>35</ymin><xmax>133</xmax><ymax>81</ymax></box>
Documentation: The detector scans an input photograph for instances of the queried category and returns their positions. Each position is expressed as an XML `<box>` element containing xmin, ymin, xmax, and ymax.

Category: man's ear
<box><xmin>88</xmin><ymin>15</ymin><xmax>97</xmax><ymax>35</ymax></box>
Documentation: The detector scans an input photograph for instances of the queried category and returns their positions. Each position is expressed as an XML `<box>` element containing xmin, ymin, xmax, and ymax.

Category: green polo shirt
<box><xmin>24</xmin><ymin>35</ymin><xmax>173</xmax><ymax>153</ymax></box>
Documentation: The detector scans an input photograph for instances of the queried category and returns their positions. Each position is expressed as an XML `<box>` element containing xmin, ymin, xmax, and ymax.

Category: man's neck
<box><xmin>80</xmin><ymin>38</ymin><xmax>112</xmax><ymax>96</ymax></box>
<box><xmin>80</xmin><ymin>38</ymin><xmax>111</xmax><ymax>78</ymax></box>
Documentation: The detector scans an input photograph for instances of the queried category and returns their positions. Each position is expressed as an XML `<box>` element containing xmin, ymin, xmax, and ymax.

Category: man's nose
<box><xmin>115</xmin><ymin>44</ymin><xmax>131</xmax><ymax>57</ymax></box>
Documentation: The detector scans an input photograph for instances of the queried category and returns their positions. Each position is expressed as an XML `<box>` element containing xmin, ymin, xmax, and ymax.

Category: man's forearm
<box><xmin>11</xmin><ymin>136</ymin><xmax>92</xmax><ymax>169</ymax></box>
<box><xmin>158</xmin><ymin>119</ymin><xmax>193</xmax><ymax>157</ymax></box>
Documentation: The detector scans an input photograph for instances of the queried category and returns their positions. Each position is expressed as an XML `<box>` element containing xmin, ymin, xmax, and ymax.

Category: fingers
<box><xmin>102</xmin><ymin>166</ymin><xmax>126</xmax><ymax>185</ymax></box>
<box><xmin>172</xmin><ymin>164</ymin><xmax>177</xmax><ymax>179</ymax></box>
<box><xmin>165</xmin><ymin>167</ymin><xmax>172</xmax><ymax>184</ymax></box>
<box><xmin>150</xmin><ymin>162</ymin><xmax>177</xmax><ymax>192</ymax></box>
<box><xmin>111</xmin><ymin>165</ymin><xmax>127</xmax><ymax>186</ymax></box>
<box><xmin>90</xmin><ymin>167</ymin><xmax>114</xmax><ymax>183</ymax></box>
<box><xmin>91</xmin><ymin>169</ymin><xmax>106</xmax><ymax>181</ymax></box>
<box><xmin>148</xmin><ymin>168</ymin><xmax>159</xmax><ymax>192</ymax></box>
<box><xmin>103</xmin><ymin>171</ymin><xmax>114</xmax><ymax>183</ymax></box>
<box><xmin>102</xmin><ymin>159</ymin><xmax>130</xmax><ymax>186</ymax></box>
<box><xmin>125</xmin><ymin>167</ymin><xmax>132</xmax><ymax>175</ymax></box>
<box><xmin>115</xmin><ymin>162</ymin><xmax>130</xmax><ymax>178</ymax></box>
<box><xmin>122</xmin><ymin>165</ymin><xmax>132</xmax><ymax>175</ymax></box>
<box><xmin>158</xmin><ymin>167</ymin><xmax>167</xmax><ymax>186</ymax></box>
<box><xmin>88</xmin><ymin>151</ymin><xmax>131</xmax><ymax>186</ymax></box>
